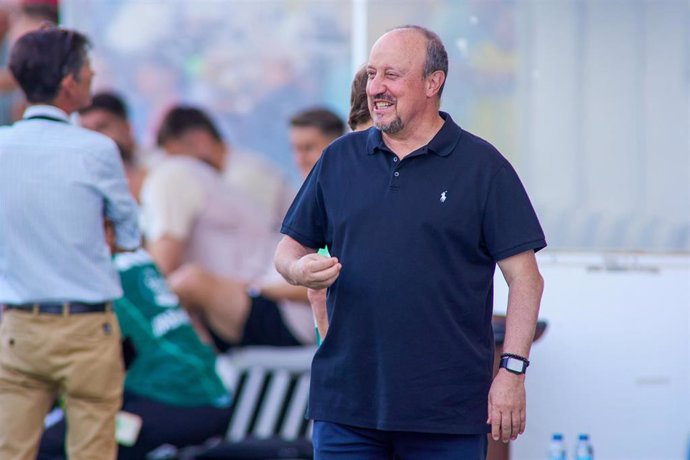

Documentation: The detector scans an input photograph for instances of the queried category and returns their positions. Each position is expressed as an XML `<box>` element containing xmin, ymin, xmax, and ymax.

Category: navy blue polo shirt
<box><xmin>281</xmin><ymin>112</ymin><xmax>546</xmax><ymax>434</ymax></box>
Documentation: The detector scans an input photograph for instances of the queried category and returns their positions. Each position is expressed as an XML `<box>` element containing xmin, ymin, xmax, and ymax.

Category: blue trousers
<box><xmin>313</xmin><ymin>420</ymin><xmax>487</xmax><ymax>460</ymax></box>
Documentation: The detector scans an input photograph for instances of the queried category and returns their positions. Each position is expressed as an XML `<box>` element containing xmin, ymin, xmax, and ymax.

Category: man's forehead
<box><xmin>290</xmin><ymin>125</ymin><xmax>334</xmax><ymax>143</ymax></box>
<box><xmin>81</xmin><ymin>109</ymin><xmax>116</xmax><ymax>124</ymax></box>
<box><xmin>368</xmin><ymin>29</ymin><xmax>425</xmax><ymax>67</ymax></box>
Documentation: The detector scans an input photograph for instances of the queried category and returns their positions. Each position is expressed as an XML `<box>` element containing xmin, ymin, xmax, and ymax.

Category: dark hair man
<box><xmin>275</xmin><ymin>25</ymin><xmax>545</xmax><ymax>459</ymax></box>
<box><xmin>288</xmin><ymin>107</ymin><xmax>345</xmax><ymax>178</ymax></box>
<box><xmin>0</xmin><ymin>27</ymin><xmax>140</xmax><ymax>459</ymax></box>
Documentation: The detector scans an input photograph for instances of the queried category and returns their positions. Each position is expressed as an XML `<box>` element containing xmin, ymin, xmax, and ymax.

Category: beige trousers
<box><xmin>0</xmin><ymin>309</ymin><xmax>124</xmax><ymax>460</ymax></box>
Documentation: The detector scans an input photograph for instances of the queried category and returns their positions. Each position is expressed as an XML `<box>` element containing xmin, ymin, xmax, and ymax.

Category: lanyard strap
<box><xmin>23</xmin><ymin>115</ymin><xmax>69</xmax><ymax>124</ymax></box>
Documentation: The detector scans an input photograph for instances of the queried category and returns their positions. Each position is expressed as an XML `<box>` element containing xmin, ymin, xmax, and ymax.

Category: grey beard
<box><xmin>376</xmin><ymin>117</ymin><xmax>404</xmax><ymax>134</ymax></box>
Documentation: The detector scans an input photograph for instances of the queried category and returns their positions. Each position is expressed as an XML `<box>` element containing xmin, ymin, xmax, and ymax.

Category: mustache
<box><xmin>371</xmin><ymin>93</ymin><xmax>396</xmax><ymax>103</ymax></box>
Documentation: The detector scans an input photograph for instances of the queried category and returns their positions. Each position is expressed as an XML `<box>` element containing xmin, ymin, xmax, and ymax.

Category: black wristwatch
<box><xmin>499</xmin><ymin>353</ymin><xmax>530</xmax><ymax>375</ymax></box>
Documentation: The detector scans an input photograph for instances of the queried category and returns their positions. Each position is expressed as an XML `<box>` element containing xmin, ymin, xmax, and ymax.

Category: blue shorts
<box><xmin>312</xmin><ymin>420</ymin><xmax>487</xmax><ymax>460</ymax></box>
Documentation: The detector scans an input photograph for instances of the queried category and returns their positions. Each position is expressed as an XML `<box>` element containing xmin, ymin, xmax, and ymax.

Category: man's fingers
<box><xmin>500</xmin><ymin>411</ymin><xmax>512</xmax><ymax>443</ymax></box>
<box><xmin>519</xmin><ymin>409</ymin><xmax>526</xmax><ymax>434</ymax></box>
<box><xmin>511</xmin><ymin>410</ymin><xmax>521</xmax><ymax>440</ymax></box>
<box><xmin>491</xmin><ymin>408</ymin><xmax>523</xmax><ymax>443</ymax></box>
<box><xmin>490</xmin><ymin>407</ymin><xmax>501</xmax><ymax>441</ymax></box>
<box><xmin>304</xmin><ymin>262</ymin><xmax>341</xmax><ymax>288</ymax></box>
<box><xmin>293</xmin><ymin>255</ymin><xmax>341</xmax><ymax>288</ymax></box>
<box><xmin>307</xmin><ymin>256</ymin><xmax>339</xmax><ymax>271</ymax></box>
<box><xmin>312</xmin><ymin>262</ymin><xmax>340</xmax><ymax>282</ymax></box>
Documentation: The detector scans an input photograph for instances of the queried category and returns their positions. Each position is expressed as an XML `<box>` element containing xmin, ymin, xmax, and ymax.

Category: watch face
<box><xmin>506</xmin><ymin>358</ymin><xmax>524</xmax><ymax>372</ymax></box>
<box><xmin>503</xmin><ymin>356</ymin><xmax>526</xmax><ymax>374</ymax></box>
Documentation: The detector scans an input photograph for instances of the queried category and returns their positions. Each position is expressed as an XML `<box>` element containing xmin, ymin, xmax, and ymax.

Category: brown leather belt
<box><xmin>2</xmin><ymin>302</ymin><xmax>112</xmax><ymax>315</ymax></box>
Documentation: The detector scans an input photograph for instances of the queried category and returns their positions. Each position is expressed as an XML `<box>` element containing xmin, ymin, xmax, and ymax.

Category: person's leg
<box><xmin>169</xmin><ymin>264</ymin><xmax>251</xmax><ymax>343</ymax></box>
<box><xmin>170</xmin><ymin>264</ymin><xmax>301</xmax><ymax>349</ymax></box>
<box><xmin>238</xmin><ymin>295</ymin><xmax>301</xmax><ymax>347</ymax></box>
<box><xmin>312</xmin><ymin>420</ymin><xmax>392</xmax><ymax>460</ymax></box>
<box><xmin>391</xmin><ymin>431</ymin><xmax>487</xmax><ymax>460</ymax></box>
<box><xmin>0</xmin><ymin>312</ymin><xmax>59</xmax><ymax>460</ymax></box>
<box><xmin>60</xmin><ymin>312</ymin><xmax>124</xmax><ymax>460</ymax></box>
<box><xmin>37</xmin><ymin>407</ymin><xmax>67</xmax><ymax>460</ymax></box>
<box><xmin>117</xmin><ymin>392</ymin><xmax>232</xmax><ymax>460</ymax></box>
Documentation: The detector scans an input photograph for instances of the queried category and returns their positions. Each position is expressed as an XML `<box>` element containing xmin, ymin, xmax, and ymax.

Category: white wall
<box><xmin>524</xmin><ymin>0</ymin><xmax>689</xmax><ymax>252</ymax></box>
<box><xmin>494</xmin><ymin>252</ymin><xmax>690</xmax><ymax>460</ymax></box>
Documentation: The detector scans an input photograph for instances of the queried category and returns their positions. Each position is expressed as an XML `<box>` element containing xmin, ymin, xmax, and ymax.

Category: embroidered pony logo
<box><xmin>440</xmin><ymin>191</ymin><xmax>448</xmax><ymax>203</ymax></box>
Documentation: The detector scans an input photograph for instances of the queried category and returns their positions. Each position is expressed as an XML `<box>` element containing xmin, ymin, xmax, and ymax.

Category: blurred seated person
<box><xmin>223</xmin><ymin>147</ymin><xmax>295</xmax><ymax>232</ymax></box>
<box><xmin>306</xmin><ymin>78</ymin><xmax>373</xmax><ymax>341</ymax></box>
<box><xmin>140</xmin><ymin>106</ymin><xmax>309</xmax><ymax>349</ymax></box>
<box><xmin>140</xmin><ymin>106</ymin><xmax>275</xmax><ymax>279</ymax></box>
<box><xmin>38</xmin><ymin>224</ymin><xmax>232</xmax><ymax>460</ymax></box>
<box><xmin>170</xmin><ymin>257</ymin><xmax>316</xmax><ymax>351</ymax></box>
<box><xmin>78</xmin><ymin>91</ymin><xmax>146</xmax><ymax>200</ymax></box>
<box><xmin>169</xmin><ymin>108</ymin><xmax>346</xmax><ymax>351</ymax></box>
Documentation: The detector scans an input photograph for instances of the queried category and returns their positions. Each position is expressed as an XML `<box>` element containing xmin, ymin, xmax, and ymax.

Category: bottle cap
<box><xmin>578</xmin><ymin>433</ymin><xmax>589</xmax><ymax>440</ymax></box>
<box><xmin>552</xmin><ymin>433</ymin><xmax>564</xmax><ymax>440</ymax></box>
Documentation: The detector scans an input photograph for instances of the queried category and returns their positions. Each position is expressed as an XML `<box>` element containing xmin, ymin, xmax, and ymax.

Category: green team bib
<box><xmin>113</xmin><ymin>250</ymin><xmax>230</xmax><ymax>408</ymax></box>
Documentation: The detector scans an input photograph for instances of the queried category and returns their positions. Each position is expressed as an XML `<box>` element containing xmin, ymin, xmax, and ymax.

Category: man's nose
<box><xmin>367</xmin><ymin>74</ymin><xmax>383</xmax><ymax>96</ymax></box>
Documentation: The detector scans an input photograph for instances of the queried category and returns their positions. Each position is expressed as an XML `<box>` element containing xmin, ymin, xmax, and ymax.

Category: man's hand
<box><xmin>487</xmin><ymin>369</ymin><xmax>526</xmax><ymax>443</ymax></box>
<box><xmin>289</xmin><ymin>254</ymin><xmax>341</xmax><ymax>289</ymax></box>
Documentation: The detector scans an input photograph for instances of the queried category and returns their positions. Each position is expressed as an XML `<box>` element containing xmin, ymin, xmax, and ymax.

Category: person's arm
<box><xmin>146</xmin><ymin>234</ymin><xmax>185</xmax><ymax>276</ymax></box>
<box><xmin>274</xmin><ymin>235</ymin><xmax>340</xmax><ymax>289</ymax></box>
<box><xmin>258</xmin><ymin>281</ymin><xmax>308</xmax><ymax>303</ymax></box>
<box><xmin>140</xmin><ymin>162</ymin><xmax>203</xmax><ymax>275</ymax></box>
<box><xmin>92</xmin><ymin>139</ymin><xmax>141</xmax><ymax>251</ymax></box>
<box><xmin>487</xmin><ymin>249</ymin><xmax>544</xmax><ymax>443</ymax></box>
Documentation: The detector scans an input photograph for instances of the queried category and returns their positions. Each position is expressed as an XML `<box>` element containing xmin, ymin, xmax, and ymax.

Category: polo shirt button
<box><xmin>394</xmin><ymin>172</ymin><xmax>400</xmax><ymax>177</ymax></box>
<box><xmin>393</xmin><ymin>157</ymin><xmax>398</xmax><ymax>162</ymax></box>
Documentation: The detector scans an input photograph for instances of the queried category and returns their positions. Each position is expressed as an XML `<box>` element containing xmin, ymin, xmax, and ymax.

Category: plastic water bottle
<box><xmin>574</xmin><ymin>433</ymin><xmax>594</xmax><ymax>460</ymax></box>
<box><xmin>548</xmin><ymin>433</ymin><xmax>567</xmax><ymax>460</ymax></box>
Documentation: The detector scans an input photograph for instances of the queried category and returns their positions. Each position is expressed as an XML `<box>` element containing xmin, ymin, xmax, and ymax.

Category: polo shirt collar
<box><xmin>22</xmin><ymin>105</ymin><xmax>71</xmax><ymax>123</ymax></box>
<box><xmin>366</xmin><ymin>111</ymin><xmax>462</xmax><ymax>157</ymax></box>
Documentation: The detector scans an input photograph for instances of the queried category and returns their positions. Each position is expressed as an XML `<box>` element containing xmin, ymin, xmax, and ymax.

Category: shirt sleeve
<box><xmin>140</xmin><ymin>162</ymin><xmax>204</xmax><ymax>242</ymax></box>
<box><xmin>280</xmin><ymin>159</ymin><xmax>328</xmax><ymax>250</ymax></box>
<box><xmin>482</xmin><ymin>163</ymin><xmax>547</xmax><ymax>261</ymax></box>
<box><xmin>89</xmin><ymin>139</ymin><xmax>141</xmax><ymax>250</ymax></box>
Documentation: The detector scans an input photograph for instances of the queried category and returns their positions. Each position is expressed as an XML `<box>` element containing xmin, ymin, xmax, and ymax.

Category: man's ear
<box><xmin>426</xmin><ymin>70</ymin><xmax>445</xmax><ymax>98</ymax></box>
<box><xmin>59</xmin><ymin>72</ymin><xmax>76</xmax><ymax>97</ymax></box>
